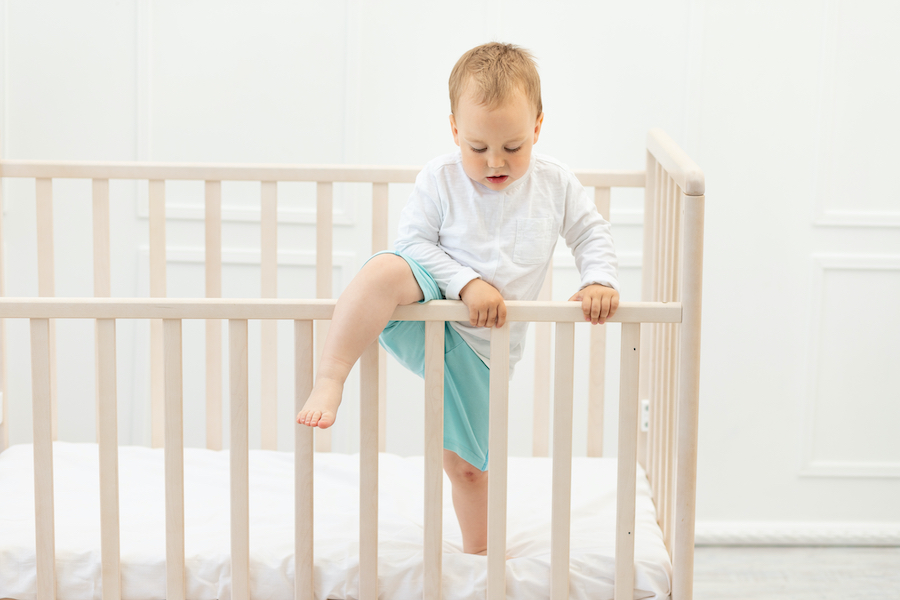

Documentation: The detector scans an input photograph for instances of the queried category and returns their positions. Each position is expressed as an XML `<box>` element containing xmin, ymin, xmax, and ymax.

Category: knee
<box><xmin>365</xmin><ymin>254</ymin><xmax>414</xmax><ymax>290</ymax></box>
<box><xmin>443</xmin><ymin>450</ymin><xmax>487</xmax><ymax>486</ymax></box>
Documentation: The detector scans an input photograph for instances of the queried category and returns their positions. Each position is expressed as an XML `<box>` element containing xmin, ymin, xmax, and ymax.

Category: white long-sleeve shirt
<box><xmin>394</xmin><ymin>150</ymin><xmax>619</xmax><ymax>370</ymax></box>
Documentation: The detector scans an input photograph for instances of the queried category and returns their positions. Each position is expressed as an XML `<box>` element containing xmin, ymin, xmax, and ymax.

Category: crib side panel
<box><xmin>643</xmin><ymin>129</ymin><xmax>705</xmax><ymax>600</ymax></box>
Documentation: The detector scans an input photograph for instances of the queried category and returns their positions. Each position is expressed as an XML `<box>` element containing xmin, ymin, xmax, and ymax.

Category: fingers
<box><xmin>582</xmin><ymin>295</ymin><xmax>604</xmax><ymax>325</ymax></box>
<box><xmin>607</xmin><ymin>294</ymin><xmax>620</xmax><ymax>320</ymax></box>
<box><xmin>468</xmin><ymin>302</ymin><xmax>507</xmax><ymax>328</ymax></box>
<box><xmin>469</xmin><ymin>305</ymin><xmax>479</xmax><ymax>327</ymax></box>
<box><xmin>496</xmin><ymin>302</ymin><xmax>508</xmax><ymax>328</ymax></box>
<box><xmin>582</xmin><ymin>292</ymin><xmax>619</xmax><ymax>324</ymax></box>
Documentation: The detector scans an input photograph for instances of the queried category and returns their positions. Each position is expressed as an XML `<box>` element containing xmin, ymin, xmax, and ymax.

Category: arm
<box><xmin>393</xmin><ymin>167</ymin><xmax>481</xmax><ymax>300</ymax></box>
<box><xmin>561</xmin><ymin>173</ymin><xmax>620</xmax><ymax>323</ymax></box>
<box><xmin>561</xmin><ymin>175</ymin><xmax>620</xmax><ymax>293</ymax></box>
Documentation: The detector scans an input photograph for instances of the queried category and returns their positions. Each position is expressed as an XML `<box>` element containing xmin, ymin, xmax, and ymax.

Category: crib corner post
<box><xmin>672</xmin><ymin>193</ymin><xmax>705</xmax><ymax>600</ymax></box>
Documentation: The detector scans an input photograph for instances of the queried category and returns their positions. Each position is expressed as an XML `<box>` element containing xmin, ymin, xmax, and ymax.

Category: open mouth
<box><xmin>487</xmin><ymin>175</ymin><xmax>508</xmax><ymax>184</ymax></box>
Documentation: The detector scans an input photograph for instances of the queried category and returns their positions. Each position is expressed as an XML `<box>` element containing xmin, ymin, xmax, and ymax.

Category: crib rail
<box><xmin>6</xmin><ymin>299</ymin><xmax>677</xmax><ymax>600</ymax></box>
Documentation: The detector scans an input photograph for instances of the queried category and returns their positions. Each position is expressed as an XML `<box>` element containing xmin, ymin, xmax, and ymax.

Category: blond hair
<box><xmin>449</xmin><ymin>42</ymin><xmax>542</xmax><ymax>117</ymax></box>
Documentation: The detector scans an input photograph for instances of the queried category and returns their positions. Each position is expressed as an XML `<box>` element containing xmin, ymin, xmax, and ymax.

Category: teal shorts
<box><xmin>369</xmin><ymin>251</ymin><xmax>490</xmax><ymax>471</ymax></box>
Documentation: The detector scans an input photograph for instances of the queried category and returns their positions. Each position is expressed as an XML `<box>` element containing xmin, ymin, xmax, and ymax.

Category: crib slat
<box><xmin>487</xmin><ymin>323</ymin><xmax>510</xmax><ymax>600</ymax></box>
<box><xmin>206</xmin><ymin>181</ymin><xmax>223</xmax><ymax>451</ymax></box>
<box><xmin>667</xmin><ymin>189</ymin><xmax>685</xmax><ymax>556</ymax></box>
<box><xmin>424</xmin><ymin>321</ymin><xmax>444</xmax><ymax>600</ymax></box>
<box><xmin>36</xmin><ymin>178</ymin><xmax>55</xmax><ymax>298</ymax></box>
<box><xmin>615</xmin><ymin>322</ymin><xmax>641</xmax><ymax>600</ymax></box>
<box><xmin>163</xmin><ymin>318</ymin><xmax>185</xmax><ymax>600</ymax></box>
<box><xmin>93</xmin><ymin>179</ymin><xmax>112</xmax><ymax>445</ymax></box>
<box><xmin>0</xmin><ymin>178</ymin><xmax>6</xmax><ymax>452</ymax></box>
<box><xmin>551</xmin><ymin>322</ymin><xmax>575</xmax><ymax>600</ymax></box>
<box><xmin>588</xmin><ymin>186</ymin><xmax>612</xmax><ymax>458</ymax></box>
<box><xmin>650</xmin><ymin>169</ymin><xmax>664</xmax><ymax>506</ymax></box>
<box><xmin>371</xmin><ymin>182</ymin><xmax>389</xmax><ymax>251</ymax></box>
<box><xmin>294</xmin><ymin>320</ymin><xmax>315</xmax><ymax>600</ymax></box>
<box><xmin>31</xmin><ymin>318</ymin><xmax>56</xmax><ymax>600</ymax></box>
<box><xmin>372</xmin><ymin>182</ymin><xmax>389</xmax><ymax>453</ymax></box>
<box><xmin>261</xmin><ymin>181</ymin><xmax>278</xmax><ymax>450</ymax></box>
<box><xmin>97</xmin><ymin>318</ymin><xmax>121</xmax><ymax>600</ymax></box>
<box><xmin>359</xmin><ymin>340</ymin><xmax>379</xmax><ymax>600</ymax></box>
<box><xmin>658</xmin><ymin>174</ymin><xmax>674</xmax><ymax>543</ymax></box>
<box><xmin>35</xmin><ymin>178</ymin><xmax>58</xmax><ymax>442</ymax></box>
<box><xmin>149</xmin><ymin>179</ymin><xmax>166</xmax><ymax>449</ymax></box>
<box><xmin>316</xmin><ymin>182</ymin><xmax>333</xmax><ymax>453</ymax></box>
<box><xmin>229</xmin><ymin>319</ymin><xmax>250</xmax><ymax>600</ymax></box>
<box><xmin>638</xmin><ymin>154</ymin><xmax>656</xmax><ymax>471</ymax></box>
<box><xmin>92</xmin><ymin>179</ymin><xmax>112</xmax><ymax>297</ymax></box>
<box><xmin>532</xmin><ymin>269</ymin><xmax>552</xmax><ymax>457</ymax></box>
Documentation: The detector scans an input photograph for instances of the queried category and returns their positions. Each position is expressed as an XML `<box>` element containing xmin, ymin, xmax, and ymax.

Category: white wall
<box><xmin>1</xmin><ymin>0</ymin><xmax>898</xmax><ymax>542</ymax></box>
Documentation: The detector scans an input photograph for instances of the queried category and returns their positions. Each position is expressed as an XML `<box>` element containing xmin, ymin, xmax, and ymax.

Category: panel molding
<box><xmin>136</xmin><ymin>245</ymin><xmax>356</xmax><ymax>297</ymax></box>
<box><xmin>801</xmin><ymin>253</ymin><xmax>900</xmax><ymax>478</ymax></box>
<box><xmin>696</xmin><ymin>520</ymin><xmax>900</xmax><ymax>546</ymax></box>
<box><xmin>139</xmin><ymin>244</ymin><xmax>355</xmax><ymax>268</ymax></box>
<box><xmin>811</xmin><ymin>0</ymin><xmax>900</xmax><ymax>228</ymax></box>
<box><xmin>135</xmin><ymin>199</ymin><xmax>356</xmax><ymax>226</ymax></box>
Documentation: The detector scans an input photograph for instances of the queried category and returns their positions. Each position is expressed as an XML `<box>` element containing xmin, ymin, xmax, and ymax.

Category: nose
<box><xmin>487</xmin><ymin>150</ymin><xmax>505</xmax><ymax>169</ymax></box>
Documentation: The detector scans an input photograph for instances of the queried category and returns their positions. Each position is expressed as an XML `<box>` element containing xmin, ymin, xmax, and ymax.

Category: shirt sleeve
<box><xmin>393</xmin><ymin>166</ymin><xmax>481</xmax><ymax>300</ymax></box>
<box><xmin>561</xmin><ymin>173</ymin><xmax>620</xmax><ymax>292</ymax></box>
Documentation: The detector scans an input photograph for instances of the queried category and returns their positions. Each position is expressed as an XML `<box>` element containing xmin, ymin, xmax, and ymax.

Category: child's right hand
<box><xmin>459</xmin><ymin>278</ymin><xmax>507</xmax><ymax>328</ymax></box>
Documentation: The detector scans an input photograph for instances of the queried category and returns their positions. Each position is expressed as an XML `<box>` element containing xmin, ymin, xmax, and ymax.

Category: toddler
<box><xmin>297</xmin><ymin>42</ymin><xmax>619</xmax><ymax>555</ymax></box>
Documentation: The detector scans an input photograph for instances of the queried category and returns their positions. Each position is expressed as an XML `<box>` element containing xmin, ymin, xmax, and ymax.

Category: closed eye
<box><xmin>470</xmin><ymin>146</ymin><xmax>522</xmax><ymax>153</ymax></box>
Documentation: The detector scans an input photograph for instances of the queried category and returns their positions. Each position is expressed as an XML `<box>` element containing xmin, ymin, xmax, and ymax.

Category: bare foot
<box><xmin>296</xmin><ymin>379</ymin><xmax>344</xmax><ymax>428</ymax></box>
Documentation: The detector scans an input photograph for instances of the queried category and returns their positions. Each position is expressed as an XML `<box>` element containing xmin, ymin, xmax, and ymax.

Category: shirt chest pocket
<box><xmin>513</xmin><ymin>218</ymin><xmax>555</xmax><ymax>265</ymax></box>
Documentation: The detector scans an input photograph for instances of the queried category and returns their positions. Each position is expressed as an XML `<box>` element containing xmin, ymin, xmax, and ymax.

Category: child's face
<box><xmin>450</xmin><ymin>89</ymin><xmax>543</xmax><ymax>192</ymax></box>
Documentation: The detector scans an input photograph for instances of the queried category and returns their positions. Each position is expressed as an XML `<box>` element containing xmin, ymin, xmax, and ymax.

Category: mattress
<box><xmin>0</xmin><ymin>442</ymin><xmax>671</xmax><ymax>599</ymax></box>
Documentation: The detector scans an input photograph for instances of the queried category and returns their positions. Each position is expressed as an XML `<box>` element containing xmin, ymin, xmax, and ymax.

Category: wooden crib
<box><xmin>0</xmin><ymin>128</ymin><xmax>705</xmax><ymax>600</ymax></box>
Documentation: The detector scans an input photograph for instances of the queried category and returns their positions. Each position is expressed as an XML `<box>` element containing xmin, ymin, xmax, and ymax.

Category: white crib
<box><xmin>0</xmin><ymin>128</ymin><xmax>705</xmax><ymax>600</ymax></box>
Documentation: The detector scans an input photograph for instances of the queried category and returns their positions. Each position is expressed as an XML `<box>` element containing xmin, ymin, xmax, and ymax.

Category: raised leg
<box><xmin>296</xmin><ymin>254</ymin><xmax>423</xmax><ymax>428</ymax></box>
<box><xmin>443</xmin><ymin>449</ymin><xmax>489</xmax><ymax>555</ymax></box>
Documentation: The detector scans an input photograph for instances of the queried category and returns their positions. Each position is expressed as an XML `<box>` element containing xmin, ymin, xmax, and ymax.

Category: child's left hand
<box><xmin>568</xmin><ymin>284</ymin><xmax>619</xmax><ymax>325</ymax></box>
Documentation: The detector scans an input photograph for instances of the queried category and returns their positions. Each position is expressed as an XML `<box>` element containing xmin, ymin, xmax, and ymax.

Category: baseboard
<box><xmin>694</xmin><ymin>521</ymin><xmax>900</xmax><ymax>546</ymax></box>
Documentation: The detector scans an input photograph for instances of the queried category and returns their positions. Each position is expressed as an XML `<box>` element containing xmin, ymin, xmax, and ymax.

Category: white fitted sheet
<box><xmin>0</xmin><ymin>442</ymin><xmax>671</xmax><ymax>599</ymax></box>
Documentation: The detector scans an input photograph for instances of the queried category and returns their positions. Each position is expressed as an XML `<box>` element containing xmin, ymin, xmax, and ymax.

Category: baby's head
<box><xmin>448</xmin><ymin>43</ymin><xmax>544</xmax><ymax>191</ymax></box>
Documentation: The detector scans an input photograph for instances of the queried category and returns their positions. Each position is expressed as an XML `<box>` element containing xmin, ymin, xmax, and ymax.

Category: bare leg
<box><xmin>296</xmin><ymin>254</ymin><xmax>423</xmax><ymax>428</ymax></box>
<box><xmin>443</xmin><ymin>449</ymin><xmax>489</xmax><ymax>555</ymax></box>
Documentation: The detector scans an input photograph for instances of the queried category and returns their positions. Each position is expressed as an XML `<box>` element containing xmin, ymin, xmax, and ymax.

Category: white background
<box><xmin>1</xmin><ymin>0</ymin><xmax>898</xmax><ymax>539</ymax></box>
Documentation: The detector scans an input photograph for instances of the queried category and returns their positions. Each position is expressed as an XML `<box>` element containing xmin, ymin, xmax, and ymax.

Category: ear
<box><xmin>449</xmin><ymin>114</ymin><xmax>460</xmax><ymax>146</ymax></box>
<box><xmin>533</xmin><ymin>112</ymin><xmax>544</xmax><ymax>144</ymax></box>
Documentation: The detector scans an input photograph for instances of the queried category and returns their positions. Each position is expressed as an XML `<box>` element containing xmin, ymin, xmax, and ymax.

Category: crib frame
<box><xmin>0</xmin><ymin>128</ymin><xmax>705</xmax><ymax>600</ymax></box>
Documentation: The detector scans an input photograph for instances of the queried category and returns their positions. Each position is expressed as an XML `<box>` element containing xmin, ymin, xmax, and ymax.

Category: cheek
<box><xmin>511</xmin><ymin>152</ymin><xmax>531</xmax><ymax>175</ymax></box>
<box><xmin>460</xmin><ymin>153</ymin><xmax>483</xmax><ymax>178</ymax></box>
